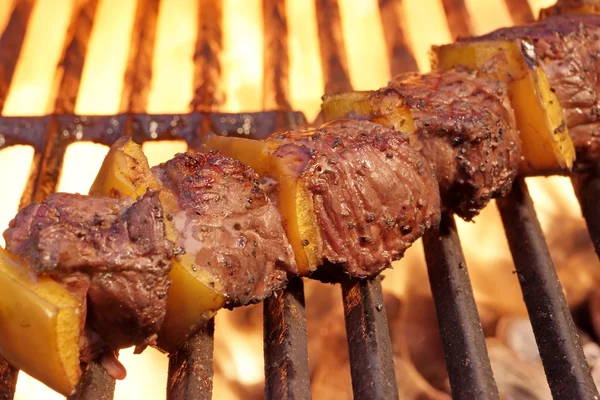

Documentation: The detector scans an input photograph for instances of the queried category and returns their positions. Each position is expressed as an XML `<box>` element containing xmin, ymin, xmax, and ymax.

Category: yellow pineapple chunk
<box><xmin>0</xmin><ymin>247</ymin><xmax>81</xmax><ymax>396</ymax></box>
<box><xmin>205</xmin><ymin>134</ymin><xmax>320</xmax><ymax>275</ymax></box>
<box><xmin>321</xmin><ymin>91</ymin><xmax>416</xmax><ymax>134</ymax></box>
<box><xmin>433</xmin><ymin>40</ymin><xmax>575</xmax><ymax>175</ymax></box>
<box><xmin>90</xmin><ymin>137</ymin><xmax>224</xmax><ymax>352</ymax></box>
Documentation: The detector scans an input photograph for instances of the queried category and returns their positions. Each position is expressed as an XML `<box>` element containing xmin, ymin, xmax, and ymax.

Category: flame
<box><xmin>401</xmin><ymin>0</ymin><xmax>452</xmax><ymax>72</ymax></box>
<box><xmin>76</xmin><ymin>0</ymin><xmax>137</xmax><ymax>115</ymax></box>
<box><xmin>0</xmin><ymin>0</ymin><xmax>597</xmax><ymax>399</ymax></box>
<box><xmin>338</xmin><ymin>0</ymin><xmax>390</xmax><ymax>90</ymax></box>
<box><xmin>287</xmin><ymin>0</ymin><xmax>323</xmax><ymax>119</ymax></box>
<box><xmin>147</xmin><ymin>0</ymin><xmax>197</xmax><ymax>114</ymax></box>
<box><xmin>222</xmin><ymin>0</ymin><xmax>263</xmax><ymax>112</ymax></box>
<box><xmin>2</xmin><ymin>0</ymin><xmax>73</xmax><ymax>116</ymax></box>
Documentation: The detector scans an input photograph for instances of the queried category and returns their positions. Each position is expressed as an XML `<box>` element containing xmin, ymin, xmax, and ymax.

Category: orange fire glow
<box><xmin>0</xmin><ymin>0</ymin><xmax>594</xmax><ymax>399</ymax></box>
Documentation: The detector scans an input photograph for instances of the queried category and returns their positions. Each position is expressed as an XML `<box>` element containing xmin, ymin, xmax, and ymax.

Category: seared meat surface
<box><xmin>152</xmin><ymin>151</ymin><xmax>296</xmax><ymax>307</ymax></box>
<box><xmin>272</xmin><ymin>120</ymin><xmax>441</xmax><ymax>280</ymax></box>
<box><xmin>371</xmin><ymin>69</ymin><xmax>520</xmax><ymax>219</ymax></box>
<box><xmin>3</xmin><ymin>192</ymin><xmax>174</xmax><ymax>350</ymax></box>
<box><xmin>462</xmin><ymin>15</ymin><xmax>600</xmax><ymax>172</ymax></box>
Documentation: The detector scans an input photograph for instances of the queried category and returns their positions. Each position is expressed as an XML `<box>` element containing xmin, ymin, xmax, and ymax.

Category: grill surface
<box><xmin>0</xmin><ymin>0</ymin><xmax>599</xmax><ymax>399</ymax></box>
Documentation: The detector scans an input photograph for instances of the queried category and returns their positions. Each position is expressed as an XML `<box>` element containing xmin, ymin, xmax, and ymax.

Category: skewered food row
<box><xmin>1</xmin><ymin>7</ymin><xmax>599</xmax><ymax>397</ymax></box>
<box><xmin>320</xmin><ymin>68</ymin><xmax>521</xmax><ymax>219</ymax></box>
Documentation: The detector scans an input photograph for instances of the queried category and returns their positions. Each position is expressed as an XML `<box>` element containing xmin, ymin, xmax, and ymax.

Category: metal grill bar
<box><xmin>191</xmin><ymin>0</ymin><xmax>223</xmax><ymax>111</ymax></box>
<box><xmin>67</xmin><ymin>361</ymin><xmax>116</xmax><ymax>400</ymax></box>
<box><xmin>315</xmin><ymin>0</ymin><xmax>353</xmax><ymax>95</ymax></box>
<box><xmin>264</xmin><ymin>278</ymin><xmax>311</xmax><ymax>400</ymax></box>
<box><xmin>377</xmin><ymin>0</ymin><xmax>418</xmax><ymax>76</ymax></box>
<box><xmin>0</xmin><ymin>0</ymin><xmax>34</xmax><ymax>113</ymax></box>
<box><xmin>423</xmin><ymin>213</ymin><xmax>499</xmax><ymax>399</ymax></box>
<box><xmin>119</xmin><ymin>0</ymin><xmax>160</xmax><ymax>113</ymax></box>
<box><xmin>440</xmin><ymin>0</ymin><xmax>472</xmax><ymax>39</ymax></box>
<box><xmin>166</xmin><ymin>320</ymin><xmax>215</xmax><ymax>400</ymax></box>
<box><xmin>573</xmin><ymin>173</ymin><xmax>600</xmax><ymax>259</ymax></box>
<box><xmin>342</xmin><ymin>278</ymin><xmax>399</xmax><ymax>400</ymax></box>
<box><xmin>52</xmin><ymin>0</ymin><xmax>99</xmax><ymax>114</ymax></box>
<box><xmin>503</xmin><ymin>0</ymin><xmax>534</xmax><ymax>24</ymax></box>
<box><xmin>260</xmin><ymin>5</ymin><xmax>312</xmax><ymax>396</ymax></box>
<box><xmin>262</xmin><ymin>0</ymin><xmax>290</xmax><ymax>110</ymax></box>
<box><xmin>496</xmin><ymin>178</ymin><xmax>599</xmax><ymax>399</ymax></box>
<box><xmin>0</xmin><ymin>357</ymin><xmax>18</xmax><ymax>400</ymax></box>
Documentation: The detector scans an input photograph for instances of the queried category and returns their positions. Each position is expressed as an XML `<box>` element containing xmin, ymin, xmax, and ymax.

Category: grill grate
<box><xmin>0</xmin><ymin>0</ymin><xmax>599</xmax><ymax>399</ymax></box>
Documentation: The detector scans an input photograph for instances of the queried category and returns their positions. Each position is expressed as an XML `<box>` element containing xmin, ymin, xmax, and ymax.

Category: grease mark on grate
<box><xmin>497</xmin><ymin>178</ymin><xmax>599</xmax><ymax>399</ymax></box>
<box><xmin>423</xmin><ymin>212</ymin><xmax>499</xmax><ymax>399</ymax></box>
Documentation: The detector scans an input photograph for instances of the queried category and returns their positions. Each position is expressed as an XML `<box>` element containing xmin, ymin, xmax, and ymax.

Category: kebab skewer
<box><xmin>0</xmin><ymin>7</ymin><xmax>599</xmax><ymax>397</ymax></box>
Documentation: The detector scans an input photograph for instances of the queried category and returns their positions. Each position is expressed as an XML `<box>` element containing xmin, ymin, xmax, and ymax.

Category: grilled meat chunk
<box><xmin>151</xmin><ymin>151</ymin><xmax>297</xmax><ymax>307</ymax></box>
<box><xmin>390</xmin><ymin>70</ymin><xmax>520</xmax><ymax>218</ymax></box>
<box><xmin>205</xmin><ymin>119</ymin><xmax>441</xmax><ymax>280</ymax></box>
<box><xmin>540</xmin><ymin>0</ymin><xmax>600</xmax><ymax>18</ymax></box>
<box><xmin>3</xmin><ymin>191</ymin><xmax>174</xmax><ymax>350</ymax></box>
<box><xmin>461</xmin><ymin>15</ymin><xmax>600</xmax><ymax>172</ymax></box>
<box><xmin>272</xmin><ymin>120</ymin><xmax>441</xmax><ymax>280</ymax></box>
<box><xmin>322</xmin><ymin>69</ymin><xmax>521</xmax><ymax>219</ymax></box>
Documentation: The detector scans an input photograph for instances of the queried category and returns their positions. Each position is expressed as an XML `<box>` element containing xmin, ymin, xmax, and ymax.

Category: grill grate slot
<box><xmin>423</xmin><ymin>213</ymin><xmax>499</xmax><ymax>399</ymax></box>
<box><xmin>497</xmin><ymin>178</ymin><xmax>599</xmax><ymax>399</ymax></box>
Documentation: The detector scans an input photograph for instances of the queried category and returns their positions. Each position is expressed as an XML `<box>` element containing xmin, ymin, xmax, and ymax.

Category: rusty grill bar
<box><xmin>0</xmin><ymin>0</ymin><xmax>599</xmax><ymax>399</ymax></box>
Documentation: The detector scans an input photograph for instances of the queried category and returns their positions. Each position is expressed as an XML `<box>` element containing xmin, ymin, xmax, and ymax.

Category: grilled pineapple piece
<box><xmin>433</xmin><ymin>40</ymin><xmax>575</xmax><ymax>175</ymax></box>
<box><xmin>0</xmin><ymin>247</ymin><xmax>81</xmax><ymax>396</ymax></box>
<box><xmin>321</xmin><ymin>91</ymin><xmax>416</xmax><ymax>134</ymax></box>
<box><xmin>204</xmin><ymin>134</ymin><xmax>320</xmax><ymax>275</ymax></box>
<box><xmin>90</xmin><ymin>137</ymin><xmax>224</xmax><ymax>352</ymax></box>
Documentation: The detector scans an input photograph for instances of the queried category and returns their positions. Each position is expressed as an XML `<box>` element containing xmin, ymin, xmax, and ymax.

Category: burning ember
<box><xmin>0</xmin><ymin>0</ymin><xmax>598</xmax><ymax>399</ymax></box>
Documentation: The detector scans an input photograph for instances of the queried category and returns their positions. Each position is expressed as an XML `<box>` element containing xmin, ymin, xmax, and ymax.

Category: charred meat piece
<box><xmin>206</xmin><ymin>119</ymin><xmax>441</xmax><ymax>281</ymax></box>
<box><xmin>461</xmin><ymin>15</ymin><xmax>600</xmax><ymax>172</ymax></box>
<box><xmin>389</xmin><ymin>70</ymin><xmax>520</xmax><ymax>219</ymax></box>
<box><xmin>322</xmin><ymin>69</ymin><xmax>521</xmax><ymax>219</ymax></box>
<box><xmin>152</xmin><ymin>151</ymin><xmax>297</xmax><ymax>307</ymax></box>
<box><xmin>3</xmin><ymin>191</ymin><xmax>174</xmax><ymax>350</ymax></box>
<box><xmin>539</xmin><ymin>0</ymin><xmax>600</xmax><ymax>18</ymax></box>
<box><xmin>275</xmin><ymin>120</ymin><xmax>441</xmax><ymax>281</ymax></box>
